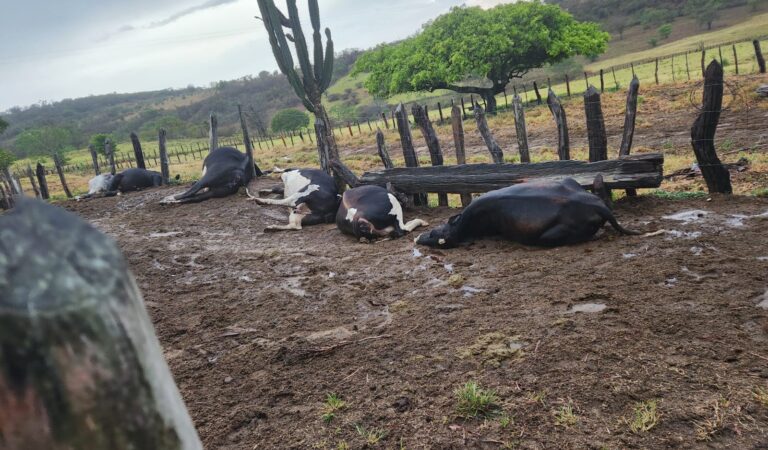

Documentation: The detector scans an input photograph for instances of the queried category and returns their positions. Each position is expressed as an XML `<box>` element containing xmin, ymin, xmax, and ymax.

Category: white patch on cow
<box><xmin>160</xmin><ymin>194</ymin><xmax>180</xmax><ymax>204</ymax></box>
<box><xmin>201</xmin><ymin>165</ymin><xmax>207</xmax><ymax>177</ymax></box>
<box><xmin>87</xmin><ymin>174</ymin><xmax>113</xmax><ymax>194</ymax></box>
<box><xmin>346</xmin><ymin>207</ymin><xmax>358</xmax><ymax>222</ymax></box>
<box><xmin>387</xmin><ymin>193</ymin><xmax>406</xmax><ymax>228</ymax></box>
<box><xmin>439</xmin><ymin>239</ymin><xmax>446</xmax><ymax>245</ymax></box>
<box><xmin>282</xmin><ymin>170</ymin><xmax>312</xmax><ymax>197</ymax></box>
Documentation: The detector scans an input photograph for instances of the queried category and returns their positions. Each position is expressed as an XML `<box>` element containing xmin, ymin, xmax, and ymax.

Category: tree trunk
<box><xmin>314</xmin><ymin>103</ymin><xmax>344</xmax><ymax>193</ymax></box>
<box><xmin>483</xmin><ymin>91</ymin><xmax>498</xmax><ymax>114</ymax></box>
<box><xmin>691</xmin><ymin>60</ymin><xmax>731</xmax><ymax>194</ymax></box>
<box><xmin>0</xmin><ymin>201</ymin><xmax>203</xmax><ymax>450</ymax></box>
<box><xmin>359</xmin><ymin>153</ymin><xmax>664</xmax><ymax>194</ymax></box>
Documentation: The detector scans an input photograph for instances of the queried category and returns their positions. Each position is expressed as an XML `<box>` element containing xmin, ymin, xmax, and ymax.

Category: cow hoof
<box><xmin>160</xmin><ymin>195</ymin><xmax>180</xmax><ymax>205</ymax></box>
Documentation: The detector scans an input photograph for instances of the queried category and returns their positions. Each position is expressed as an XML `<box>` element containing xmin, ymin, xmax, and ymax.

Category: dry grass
<box><xmin>627</xmin><ymin>400</ymin><xmax>661</xmax><ymax>433</ymax></box>
<box><xmin>694</xmin><ymin>398</ymin><xmax>731</xmax><ymax>441</ymax></box>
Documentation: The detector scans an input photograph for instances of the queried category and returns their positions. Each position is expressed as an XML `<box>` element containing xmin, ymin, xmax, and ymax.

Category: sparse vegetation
<box><xmin>354</xmin><ymin>424</ymin><xmax>386</xmax><ymax>445</ymax></box>
<box><xmin>628</xmin><ymin>400</ymin><xmax>660</xmax><ymax>433</ymax></box>
<box><xmin>694</xmin><ymin>398</ymin><xmax>730</xmax><ymax>441</ymax></box>
<box><xmin>270</xmin><ymin>108</ymin><xmax>310</xmax><ymax>133</ymax></box>
<box><xmin>649</xmin><ymin>190</ymin><xmax>708</xmax><ymax>200</ymax></box>
<box><xmin>754</xmin><ymin>387</ymin><xmax>768</xmax><ymax>408</ymax></box>
<box><xmin>498</xmin><ymin>413</ymin><xmax>513</xmax><ymax>429</ymax></box>
<box><xmin>554</xmin><ymin>402</ymin><xmax>579</xmax><ymax>428</ymax></box>
<box><xmin>455</xmin><ymin>381</ymin><xmax>499</xmax><ymax>419</ymax></box>
<box><xmin>321</xmin><ymin>393</ymin><xmax>346</xmax><ymax>423</ymax></box>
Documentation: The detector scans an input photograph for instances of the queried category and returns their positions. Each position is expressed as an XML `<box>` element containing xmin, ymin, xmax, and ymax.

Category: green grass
<box><xmin>321</xmin><ymin>393</ymin><xmax>346</xmax><ymax>423</ymax></box>
<box><xmin>649</xmin><ymin>190</ymin><xmax>709</xmax><ymax>200</ymax></box>
<box><xmin>455</xmin><ymin>381</ymin><xmax>499</xmax><ymax>419</ymax></box>
<box><xmin>553</xmin><ymin>402</ymin><xmax>579</xmax><ymax>428</ymax></box>
<box><xmin>628</xmin><ymin>400</ymin><xmax>660</xmax><ymax>433</ymax></box>
<box><xmin>354</xmin><ymin>424</ymin><xmax>386</xmax><ymax>445</ymax></box>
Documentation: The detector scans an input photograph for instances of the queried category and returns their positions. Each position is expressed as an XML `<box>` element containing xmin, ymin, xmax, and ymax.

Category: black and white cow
<box><xmin>416</xmin><ymin>178</ymin><xmax>639</xmax><ymax>248</ymax></box>
<box><xmin>336</xmin><ymin>185</ymin><xmax>428</xmax><ymax>240</ymax></box>
<box><xmin>161</xmin><ymin>146</ymin><xmax>258</xmax><ymax>205</ymax></box>
<box><xmin>78</xmin><ymin>169</ymin><xmax>164</xmax><ymax>200</ymax></box>
<box><xmin>247</xmin><ymin>169</ymin><xmax>339</xmax><ymax>232</ymax></box>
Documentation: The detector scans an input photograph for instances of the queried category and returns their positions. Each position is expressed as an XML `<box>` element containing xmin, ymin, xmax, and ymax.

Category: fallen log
<box><xmin>359</xmin><ymin>153</ymin><xmax>663</xmax><ymax>195</ymax></box>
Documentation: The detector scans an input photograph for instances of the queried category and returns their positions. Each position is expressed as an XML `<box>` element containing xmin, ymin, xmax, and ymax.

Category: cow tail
<box><xmin>600</xmin><ymin>208</ymin><xmax>641</xmax><ymax>236</ymax></box>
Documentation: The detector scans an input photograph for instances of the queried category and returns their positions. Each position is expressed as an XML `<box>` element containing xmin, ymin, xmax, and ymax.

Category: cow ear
<box><xmin>448</xmin><ymin>214</ymin><xmax>462</xmax><ymax>225</ymax></box>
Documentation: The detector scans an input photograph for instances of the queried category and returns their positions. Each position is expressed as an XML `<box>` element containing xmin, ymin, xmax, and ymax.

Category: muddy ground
<box><xmin>64</xmin><ymin>178</ymin><xmax>768</xmax><ymax>449</ymax></box>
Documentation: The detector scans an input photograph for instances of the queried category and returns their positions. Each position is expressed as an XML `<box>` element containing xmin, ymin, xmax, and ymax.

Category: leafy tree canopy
<box><xmin>685</xmin><ymin>0</ymin><xmax>723</xmax><ymax>30</ymax></box>
<box><xmin>270</xmin><ymin>108</ymin><xmax>310</xmax><ymax>133</ymax></box>
<box><xmin>0</xmin><ymin>148</ymin><xmax>15</xmax><ymax>171</ymax></box>
<box><xmin>353</xmin><ymin>1</ymin><xmax>609</xmax><ymax>112</ymax></box>
<box><xmin>13</xmin><ymin>126</ymin><xmax>74</xmax><ymax>158</ymax></box>
<box><xmin>89</xmin><ymin>133</ymin><xmax>115</xmax><ymax>156</ymax></box>
<box><xmin>0</xmin><ymin>117</ymin><xmax>8</xmax><ymax>135</ymax></box>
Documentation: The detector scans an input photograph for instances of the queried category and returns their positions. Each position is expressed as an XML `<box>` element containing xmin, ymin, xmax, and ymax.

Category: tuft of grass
<box><xmin>649</xmin><ymin>189</ymin><xmax>708</xmax><ymax>200</ymax></box>
<box><xmin>754</xmin><ymin>387</ymin><xmax>768</xmax><ymax>408</ymax></box>
<box><xmin>321</xmin><ymin>393</ymin><xmax>346</xmax><ymax>423</ymax></box>
<box><xmin>336</xmin><ymin>441</ymin><xmax>350</xmax><ymax>450</ymax></box>
<box><xmin>753</xmin><ymin>188</ymin><xmax>768</xmax><ymax>198</ymax></box>
<box><xmin>694</xmin><ymin>398</ymin><xmax>730</xmax><ymax>441</ymax></box>
<box><xmin>554</xmin><ymin>402</ymin><xmax>579</xmax><ymax>428</ymax></box>
<box><xmin>498</xmin><ymin>413</ymin><xmax>513</xmax><ymax>429</ymax></box>
<box><xmin>354</xmin><ymin>424</ymin><xmax>386</xmax><ymax>445</ymax></box>
<box><xmin>455</xmin><ymin>381</ymin><xmax>500</xmax><ymax>419</ymax></box>
<box><xmin>628</xmin><ymin>400</ymin><xmax>660</xmax><ymax>433</ymax></box>
<box><xmin>527</xmin><ymin>390</ymin><xmax>548</xmax><ymax>407</ymax></box>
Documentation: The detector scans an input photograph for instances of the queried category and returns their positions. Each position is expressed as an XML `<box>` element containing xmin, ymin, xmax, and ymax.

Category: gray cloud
<box><xmin>145</xmin><ymin>0</ymin><xmax>239</xmax><ymax>29</ymax></box>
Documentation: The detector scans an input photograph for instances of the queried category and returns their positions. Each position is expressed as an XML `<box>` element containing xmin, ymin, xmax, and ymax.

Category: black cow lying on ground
<box><xmin>161</xmin><ymin>147</ymin><xmax>260</xmax><ymax>205</ymax></box>
<box><xmin>78</xmin><ymin>169</ymin><xmax>166</xmax><ymax>200</ymax></box>
<box><xmin>336</xmin><ymin>185</ymin><xmax>428</xmax><ymax>240</ymax></box>
<box><xmin>247</xmin><ymin>168</ymin><xmax>339</xmax><ymax>232</ymax></box>
<box><xmin>416</xmin><ymin>178</ymin><xmax>639</xmax><ymax>248</ymax></box>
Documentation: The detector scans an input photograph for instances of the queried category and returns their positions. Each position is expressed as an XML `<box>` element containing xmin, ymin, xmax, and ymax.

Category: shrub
<box><xmin>270</xmin><ymin>108</ymin><xmax>310</xmax><ymax>133</ymax></box>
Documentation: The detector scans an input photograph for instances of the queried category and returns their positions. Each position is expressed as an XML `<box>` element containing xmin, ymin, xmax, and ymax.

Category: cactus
<box><xmin>257</xmin><ymin>0</ymin><xmax>340</xmax><ymax>183</ymax></box>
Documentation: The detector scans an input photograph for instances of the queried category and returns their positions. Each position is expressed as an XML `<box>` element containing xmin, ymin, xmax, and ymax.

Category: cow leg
<box><xmin>402</xmin><ymin>218</ymin><xmax>429</xmax><ymax>232</ymax></box>
<box><xmin>161</xmin><ymin>180</ymin><xmax>206</xmax><ymax>204</ymax></box>
<box><xmin>264</xmin><ymin>211</ymin><xmax>306</xmax><ymax>232</ymax></box>
<box><xmin>247</xmin><ymin>191</ymin><xmax>306</xmax><ymax>207</ymax></box>
<box><xmin>258</xmin><ymin>185</ymin><xmax>284</xmax><ymax>197</ymax></box>
<box><xmin>537</xmin><ymin>224</ymin><xmax>574</xmax><ymax>247</ymax></box>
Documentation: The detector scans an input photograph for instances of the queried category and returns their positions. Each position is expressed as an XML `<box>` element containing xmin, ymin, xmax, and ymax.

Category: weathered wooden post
<box><xmin>754</xmin><ymin>40</ymin><xmax>766</xmax><ymax>73</ymax></box>
<box><xmin>733</xmin><ymin>44</ymin><xmax>739</xmax><ymax>75</ymax></box>
<box><xmin>238</xmin><ymin>104</ymin><xmax>261</xmax><ymax>178</ymax></box>
<box><xmin>437</xmin><ymin>102</ymin><xmax>445</xmax><ymax>124</ymax></box>
<box><xmin>375</xmin><ymin>129</ymin><xmax>394</xmax><ymax>169</ymax></box>
<box><xmin>532</xmin><ymin>81</ymin><xmax>543</xmax><ymax>105</ymax></box>
<box><xmin>130</xmin><ymin>132</ymin><xmax>146</xmax><ymax>169</ymax></box>
<box><xmin>381</xmin><ymin>112</ymin><xmax>389</xmax><ymax>130</ymax></box>
<box><xmin>654</xmin><ymin>58</ymin><xmax>659</xmax><ymax>85</ymax></box>
<box><xmin>330</xmin><ymin>160</ymin><xmax>361</xmax><ymax>188</ymax></box>
<box><xmin>503</xmin><ymin>89</ymin><xmax>509</xmax><ymax>109</ymax></box>
<box><xmin>599</xmin><ymin>69</ymin><xmax>605</xmax><ymax>93</ymax></box>
<box><xmin>691</xmin><ymin>60</ymin><xmax>731</xmax><ymax>194</ymax></box>
<box><xmin>583</xmin><ymin>72</ymin><xmax>590</xmax><ymax>90</ymax></box>
<box><xmin>53</xmin><ymin>153</ymin><xmax>73</xmax><ymax>198</ymax></box>
<box><xmin>619</xmin><ymin>76</ymin><xmax>640</xmax><ymax>197</ymax></box>
<box><xmin>104</xmin><ymin>139</ymin><xmax>116</xmax><ymax>175</ymax></box>
<box><xmin>547</xmin><ymin>89</ymin><xmax>569</xmax><ymax>161</ymax></box>
<box><xmin>473</xmin><ymin>103</ymin><xmax>504</xmax><ymax>164</ymax></box>
<box><xmin>26</xmin><ymin>165</ymin><xmax>40</xmax><ymax>198</ymax></box>
<box><xmin>412</xmin><ymin>104</ymin><xmax>448</xmax><ymax>207</ymax></box>
<box><xmin>0</xmin><ymin>200</ymin><xmax>203</xmax><ymax>450</ymax></box>
<box><xmin>671</xmin><ymin>56</ymin><xmax>676</xmax><ymax>82</ymax></box>
<box><xmin>395</xmin><ymin>103</ymin><xmax>426</xmax><ymax>205</ymax></box>
<box><xmin>584</xmin><ymin>86</ymin><xmax>608</xmax><ymax>162</ymax></box>
<box><xmin>209</xmin><ymin>112</ymin><xmax>218</xmax><ymax>152</ymax></box>
<box><xmin>35</xmin><ymin>162</ymin><xmax>49</xmax><ymax>200</ymax></box>
<box><xmin>512</xmin><ymin>95</ymin><xmax>531</xmax><ymax>163</ymax></box>
<box><xmin>347</xmin><ymin>122</ymin><xmax>354</xmax><ymax>137</ymax></box>
<box><xmin>158</xmin><ymin>129</ymin><xmax>170</xmax><ymax>184</ymax></box>
<box><xmin>461</xmin><ymin>97</ymin><xmax>467</xmax><ymax>119</ymax></box>
<box><xmin>612</xmin><ymin>67</ymin><xmax>619</xmax><ymax>90</ymax></box>
<box><xmin>0</xmin><ymin>181</ymin><xmax>9</xmax><ymax>210</ymax></box>
<box><xmin>685</xmin><ymin>52</ymin><xmax>691</xmax><ymax>80</ymax></box>
<box><xmin>451</xmin><ymin>105</ymin><xmax>472</xmax><ymax>207</ymax></box>
<box><xmin>89</xmin><ymin>145</ymin><xmax>101</xmax><ymax>175</ymax></box>
<box><xmin>718</xmin><ymin>46</ymin><xmax>724</xmax><ymax>66</ymax></box>
<box><xmin>701</xmin><ymin>48</ymin><xmax>706</xmax><ymax>78</ymax></box>
<box><xmin>565</xmin><ymin>74</ymin><xmax>572</xmax><ymax>97</ymax></box>
<box><xmin>356</xmin><ymin>121</ymin><xmax>362</xmax><ymax>134</ymax></box>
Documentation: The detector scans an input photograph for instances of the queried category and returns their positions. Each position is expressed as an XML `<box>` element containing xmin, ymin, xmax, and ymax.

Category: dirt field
<box><xmin>59</xmin><ymin>175</ymin><xmax>768</xmax><ymax>449</ymax></box>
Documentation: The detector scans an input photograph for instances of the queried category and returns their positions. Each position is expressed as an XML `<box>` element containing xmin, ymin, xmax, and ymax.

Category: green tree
<box><xmin>685</xmin><ymin>0</ymin><xmax>722</xmax><ymax>30</ymax></box>
<box><xmin>89</xmin><ymin>133</ymin><xmax>115</xmax><ymax>156</ymax></box>
<box><xmin>270</xmin><ymin>108</ymin><xmax>310</xmax><ymax>133</ymax></box>
<box><xmin>13</xmin><ymin>126</ymin><xmax>74</xmax><ymax>158</ymax></box>
<box><xmin>0</xmin><ymin>117</ymin><xmax>8</xmax><ymax>135</ymax></box>
<box><xmin>353</xmin><ymin>2</ymin><xmax>609</xmax><ymax>113</ymax></box>
<box><xmin>658</xmin><ymin>24</ymin><xmax>672</xmax><ymax>40</ymax></box>
<box><xmin>0</xmin><ymin>148</ymin><xmax>15</xmax><ymax>171</ymax></box>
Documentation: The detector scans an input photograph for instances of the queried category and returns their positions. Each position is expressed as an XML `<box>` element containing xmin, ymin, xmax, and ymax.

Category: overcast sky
<box><xmin>0</xmin><ymin>0</ymin><xmax>509</xmax><ymax>111</ymax></box>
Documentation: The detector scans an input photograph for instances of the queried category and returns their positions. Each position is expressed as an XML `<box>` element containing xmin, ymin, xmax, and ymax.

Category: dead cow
<box><xmin>336</xmin><ymin>185</ymin><xmax>428</xmax><ymax>240</ymax></box>
<box><xmin>416</xmin><ymin>178</ymin><xmax>639</xmax><ymax>248</ymax></box>
<box><xmin>248</xmin><ymin>169</ymin><xmax>339</xmax><ymax>232</ymax></box>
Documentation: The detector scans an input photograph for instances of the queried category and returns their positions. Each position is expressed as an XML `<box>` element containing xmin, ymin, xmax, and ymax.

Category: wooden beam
<box><xmin>0</xmin><ymin>200</ymin><xmax>203</xmax><ymax>450</ymax></box>
<box><xmin>359</xmin><ymin>153</ymin><xmax>664</xmax><ymax>194</ymax></box>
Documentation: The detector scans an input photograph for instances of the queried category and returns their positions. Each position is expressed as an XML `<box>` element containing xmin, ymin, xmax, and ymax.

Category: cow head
<box><xmin>415</xmin><ymin>214</ymin><xmax>462</xmax><ymax>248</ymax></box>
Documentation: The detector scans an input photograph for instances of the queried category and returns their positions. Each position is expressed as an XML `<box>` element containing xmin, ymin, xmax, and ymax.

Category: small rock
<box><xmin>224</xmin><ymin>376</ymin><xmax>233</xmax><ymax>384</ymax></box>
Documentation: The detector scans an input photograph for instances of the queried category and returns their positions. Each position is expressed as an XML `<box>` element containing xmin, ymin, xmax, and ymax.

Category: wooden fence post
<box><xmin>512</xmin><ymin>95</ymin><xmax>531</xmax><ymax>163</ymax></box>
<box><xmin>375</xmin><ymin>129</ymin><xmax>394</xmax><ymax>169</ymax></box>
<box><xmin>583</xmin><ymin>72</ymin><xmax>590</xmax><ymax>91</ymax></box>
<box><xmin>565</xmin><ymin>74</ymin><xmax>572</xmax><ymax>97</ymax></box>
<box><xmin>685</xmin><ymin>52</ymin><xmax>691</xmax><ymax>80</ymax></box>
<box><xmin>395</xmin><ymin>103</ymin><xmax>426</xmax><ymax>205</ymax></box>
<box><xmin>26</xmin><ymin>165</ymin><xmax>40</xmax><ymax>198</ymax></box>
<box><xmin>473</xmin><ymin>103</ymin><xmax>504</xmax><ymax>164</ymax></box>
<box><xmin>381</xmin><ymin>112</ymin><xmax>389</xmax><ymax>130</ymax></box>
<box><xmin>672</xmin><ymin>56</ymin><xmax>676</xmax><ymax>82</ymax></box>
<box><xmin>0</xmin><ymin>201</ymin><xmax>203</xmax><ymax>450</ymax></box>
<box><xmin>53</xmin><ymin>154</ymin><xmax>73</xmax><ymax>198</ymax></box>
<box><xmin>209</xmin><ymin>113</ymin><xmax>218</xmax><ymax>152</ymax></box>
<box><xmin>532</xmin><ymin>81</ymin><xmax>543</xmax><ymax>105</ymax></box>
<box><xmin>599</xmin><ymin>69</ymin><xmax>605</xmax><ymax>93</ymax></box>
<box><xmin>238</xmin><ymin>104</ymin><xmax>261</xmax><ymax>178</ymax></box>
<box><xmin>412</xmin><ymin>104</ymin><xmax>448</xmax><ymax>206</ymax></box>
<box><xmin>691</xmin><ymin>60</ymin><xmax>731</xmax><ymax>194</ymax></box>
<box><xmin>584</xmin><ymin>86</ymin><xmax>608</xmax><ymax>163</ymax></box>
<box><xmin>89</xmin><ymin>145</ymin><xmax>101</xmax><ymax>175</ymax></box>
<box><xmin>130</xmin><ymin>132</ymin><xmax>146</xmax><ymax>169</ymax></box>
<box><xmin>733</xmin><ymin>44</ymin><xmax>739</xmax><ymax>75</ymax></box>
<box><xmin>654</xmin><ymin>58</ymin><xmax>659</xmax><ymax>85</ymax></box>
<box><xmin>619</xmin><ymin>76</ymin><xmax>640</xmax><ymax>197</ymax></box>
<box><xmin>461</xmin><ymin>97</ymin><xmax>467</xmax><ymax>120</ymax></box>
<box><xmin>437</xmin><ymin>102</ymin><xmax>445</xmax><ymax>124</ymax></box>
<box><xmin>158</xmin><ymin>129</ymin><xmax>170</xmax><ymax>184</ymax></box>
<box><xmin>546</xmin><ymin>90</ymin><xmax>569</xmax><ymax>161</ymax></box>
<box><xmin>105</xmin><ymin>139</ymin><xmax>116</xmax><ymax>175</ymax></box>
<box><xmin>451</xmin><ymin>105</ymin><xmax>472</xmax><ymax>207</ymax></box>
<box><xmin>612</xmin><ymin>67</ymin><xmax>619</xmax><ymax>90</ymax></box>
<box><xmin>0</xmin><ymin>180</ymin><xmax>9</xmax><ymax>210</ymax></box>
<box><xmin>754</xmin><ymin>40</ymin><xmax>766</xmax><ymax>73</ymax></box>
<box><xmin>36</xmin><ymin>163</ymin><xmax>49</xmax><ymax>200</ymax></box>
<box><xmin>701</xmin><ymin>48</ymin><xmax>706</xmax><ymax>78</ymax></box>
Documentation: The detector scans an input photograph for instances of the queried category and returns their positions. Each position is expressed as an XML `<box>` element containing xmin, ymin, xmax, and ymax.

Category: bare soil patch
<box><xmin>64</xmin><ymin>179</ymin><xmax>768</xmax><ymax>449</ymax></box>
